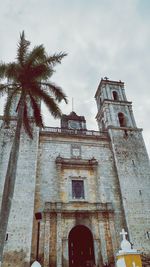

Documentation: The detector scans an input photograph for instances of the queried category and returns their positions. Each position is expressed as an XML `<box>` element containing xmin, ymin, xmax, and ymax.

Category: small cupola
<box><xmin>61</xmin><ymin>111</ymin><xmax>86</xmax><ymax>130</ymax></box>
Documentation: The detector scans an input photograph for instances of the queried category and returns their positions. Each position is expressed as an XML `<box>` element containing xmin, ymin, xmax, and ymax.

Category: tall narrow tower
<box><xmin>95</xmin><ymin>78</ymin><xmax>150</xmax><ymax>255</ymax></box>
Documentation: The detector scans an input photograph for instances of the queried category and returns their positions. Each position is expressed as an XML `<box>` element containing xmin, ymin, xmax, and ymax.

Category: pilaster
<box><xmin>56</xmin><ymin>210</ymin><xmax>62</xmax><ymax>267</ymax></box>
<box><xmin>44</xmin><ymin>213</ymin><xmax>50</xmax><ymax>267</ymax></box>
<box><xmin>62</xmin><ymin>238</ymin><xmax>69</xmax><ymax>267</ymax></box>
<box><xmin>108</xmin><ymin>213</ymin><xmax>118</xmax><ymax>257</ymax></box>
<box><xmin>98</xmin><ymin>214</ymin><xmax>108</xmax><ymax>264</ymax></box>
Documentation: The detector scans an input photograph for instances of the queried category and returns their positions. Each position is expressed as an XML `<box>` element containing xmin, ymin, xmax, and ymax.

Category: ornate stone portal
<box><xmin>41</xmin><ymin>202</ymin><xmax>115</xmax><ymax>267</ymax></box>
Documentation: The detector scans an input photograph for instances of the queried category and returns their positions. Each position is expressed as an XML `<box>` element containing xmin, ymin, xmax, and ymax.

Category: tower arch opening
<box><xmin>118</xmin><ymin>112</ymin><xmax>126</xmax><ymax>127</ymax></box>
<box><xmin>112</xmin><ymin>90</ymin><xmax>119</xmax><ymax>100</ymax></box>
<box><xmin>68</xmin><ymin>225</ymin><xmax>95</xmax><ymax>267</ymax></box>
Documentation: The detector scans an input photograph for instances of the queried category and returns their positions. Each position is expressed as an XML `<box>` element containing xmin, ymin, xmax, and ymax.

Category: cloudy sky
<box><xmin>0</xmin><ymin>0</ymin><xmax>150</xmax><ymax>156</ymax></box>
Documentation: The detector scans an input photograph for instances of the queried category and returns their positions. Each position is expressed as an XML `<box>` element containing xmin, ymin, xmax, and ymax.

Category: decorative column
<box><xmin>91</xmin><ymin>215</ymin><xmax>102</xmax><ymax>266</ymax></box>
<box><xmin>94</xmin><ymin>239</ymin><xmax>103</xmax><ymax>266</ymax></box>
<box><xmin>121</xmin><ymin>87</ymin><xmax>127</xmax><ymax>101</ymax></box>
<box><xmin>55</xmin><ymin>156</ymin><xmax>62</xmax><ymax>202</ymax></box>
<box><xmin>116</xmin><ymin>229</ymin><xmax>142</xmax><ymax>267</ymax></box>
<box><xmin>56</xmin><ymin>205</ymin><xmax>62</xmax><ymax>267</ymax></box>
<box><xmin>43</xmin><ymin>213</ymin><xmax>50</xmax><ymax>267</ymax></box>
<box><xmin>106</xmin><ymin>104</ymin><xmax>115</xmax><ymax>126</ymax></box>
<box><xmin>106</xmin><ymin>84</ymin><xmax>112</xmax><ymax>99</ymax></box>
<box><xmin>109</xmin><ymin>213</ymin><xmax>119</xmax><ymax>256</ymax></box>
<box><xmin>62</xmin><ymin>238</ymin><xmax>69</xmax><ymax>267</ymax></box>
<box><xmin>98</xmin><ymin>214</ymin><xmax>108</xmax><ymax>264</ymax></box>
<box><xmin>129</xmin><ymin>106</ymin><xmax>137</xmax><ymax>128</ymax></box>
<box><xmin>125</xmin><ymin>106</ymin><xmax>133</xmax><ymax>127</ymax></box>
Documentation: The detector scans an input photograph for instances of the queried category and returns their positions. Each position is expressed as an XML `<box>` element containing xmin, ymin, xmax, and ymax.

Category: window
<box><xmin>118</xmin><ymin>112</ymin><xmax>126</xmax><ymax>127</ymax></box>
<box><xmin>69</xmin><ymin>176</ymin><xmax>87</xmax><ymax>201</ymax></box>
<box><xmin>72</xmin><ymin>180</ymin><xmax>84</xmax><ymax>199</ymax></box>
<box><xmin>112</xmin><ymin>91</ymin><xmax>119</xmax><ymax>100</ymax></box>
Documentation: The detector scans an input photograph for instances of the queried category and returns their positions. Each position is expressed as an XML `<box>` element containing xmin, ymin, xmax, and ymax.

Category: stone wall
<box><xmin>0</xmin><ymin>119</ymin><xmax>39</xmax><ymax>267</ymax></box>
<box><xmin>109</xmin><ymin>127</ymin><xmax>150</xmax><ymax>255</ymax></box>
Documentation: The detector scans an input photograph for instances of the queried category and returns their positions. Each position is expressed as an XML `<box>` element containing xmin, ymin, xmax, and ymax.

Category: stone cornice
<box><xmin>108</xmin><ymin>126</ymin><xmax>143</xmax><ymax>132</ymax></box>
<box><xmin>55</xmin><ymin>156</ymin><xmax>98</xmax><ymax>168</ymax></box>
<box><xmin>44</xmin><ymin>201</ymin><xmax>114</xmax><ymax>214</ymax></box>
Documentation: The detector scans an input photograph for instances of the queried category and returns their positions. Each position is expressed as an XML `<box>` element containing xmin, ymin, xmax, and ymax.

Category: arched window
<box><xmin>112</xmin><ymin>91</ymin><xmax>119</xmax><ymax>100</ymax></box>
<box><xmin>118</xmin><ymin>112</ymin><xmax>126</xmax><ymax>127</ymax></box>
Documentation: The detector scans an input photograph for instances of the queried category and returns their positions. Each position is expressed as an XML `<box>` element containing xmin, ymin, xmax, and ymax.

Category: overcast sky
<box><xmin>0</xmin><ymin>0</ymin><xmax>150</xmax><ymax>156</ymax></box>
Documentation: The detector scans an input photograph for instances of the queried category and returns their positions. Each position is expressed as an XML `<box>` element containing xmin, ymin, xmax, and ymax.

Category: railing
<box><xmin>41</xmin><ymin>126</ymin><xmax>107</xmax><ymax>137</ymax></box>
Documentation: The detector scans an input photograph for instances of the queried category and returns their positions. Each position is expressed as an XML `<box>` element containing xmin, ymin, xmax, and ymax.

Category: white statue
<box><xmin>31</xmin><ymin>261</ymin><xmax>41</xmax><ymax>267</ymax></box>
<box><xmin>116</xmin><ymin>229</ymin><xmax>141</xmax><ymax>267</ymax></box>
<box><xmin>119</xmin><ymin>229</ymin><xmax>137</xmax><ymax>253</ymax></box>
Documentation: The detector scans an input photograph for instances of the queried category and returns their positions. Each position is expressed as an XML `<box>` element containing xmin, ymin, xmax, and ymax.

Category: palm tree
<box><xmin>0</xmin><ymin>31</ymin><xmax>67</xmax><ymax>264</ymax></box>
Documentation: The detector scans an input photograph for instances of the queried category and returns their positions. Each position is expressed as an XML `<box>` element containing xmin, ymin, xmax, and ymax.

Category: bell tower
<box><xmin>95</xmin><ymin>78</ymin><xmax>137</xmax><ymax>131</ymax></box>
<box><xmin>95</xmin><ymin>78</ymin><xmax>150</xmax><ymax>256</ymax></box>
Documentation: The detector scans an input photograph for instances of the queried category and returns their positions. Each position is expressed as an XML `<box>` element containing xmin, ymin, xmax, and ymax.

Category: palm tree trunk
<box><xmin>0</xmin><ymin>93</ymin><xmax>24</xmax><ymax>265</ymax></box>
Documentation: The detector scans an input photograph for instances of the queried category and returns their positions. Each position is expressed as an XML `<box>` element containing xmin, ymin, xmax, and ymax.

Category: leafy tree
<box><xmin>0</xmin><ymin>31</ymin><xmax>67</xmax><ymax>264</ymax></box>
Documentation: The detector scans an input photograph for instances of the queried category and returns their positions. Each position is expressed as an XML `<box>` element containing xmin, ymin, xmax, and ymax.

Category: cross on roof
<box><xmin>104</xmin><ymin>76</ymin><xmax>109</xmax><ymax>80</ymax></box>
<box><xmin>120</xmin><ymin>228</ymin><xmax>127</xmax><ymax>240</ymax></box>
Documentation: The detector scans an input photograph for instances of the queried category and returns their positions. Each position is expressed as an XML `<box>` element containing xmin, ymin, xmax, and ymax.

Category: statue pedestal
<box><xmin>116</xmin><ymin>229</ymin><xmax>142</xmax><ymax>267</ymax></box>
<box><xmin>116</xmin><ymin>252</ymin><xmax>142</xmax><ymax>267</ymax></box>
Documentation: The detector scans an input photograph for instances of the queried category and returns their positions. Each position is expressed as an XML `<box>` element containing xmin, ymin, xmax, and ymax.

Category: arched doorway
<box><xmin>69</xmin><ymin>225</ymin><xmax>95</xmax><ymax>267</ymax></box>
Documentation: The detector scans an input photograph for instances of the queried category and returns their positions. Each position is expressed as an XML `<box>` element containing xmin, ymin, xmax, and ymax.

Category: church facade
<box><xmin>0</xmin><ymin>78</ymin><xmax>150</xmax><ymax>267</ymax></box>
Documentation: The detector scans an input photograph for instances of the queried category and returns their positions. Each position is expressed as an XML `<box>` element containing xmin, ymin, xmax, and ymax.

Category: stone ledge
<box><xmin>44</xmin><ymin>201</ymin><xmax>114</xmax><ymax>214</ymax></box>
<box><xmin>55</xmin><ymin>156</ymin><xmax>98</xmax><ymax>167</ymax></box>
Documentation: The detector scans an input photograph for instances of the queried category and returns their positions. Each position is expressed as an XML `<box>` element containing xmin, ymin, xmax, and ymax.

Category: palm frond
<box><xmin>0</xmin><ymin>83</ymin><xmax>20</xmax><ymax>97</ymax></box>
<box><xmin>29</xmin><ymin>84</ymin><xmax>62</xmax><ymax>118</ymax></box>
<box><xmin>5</xmin><ymin>63</ymin><xmax>19</xmax><ymax>82</ymax></box>
<box><xmin>42</xmin><ymin>93</ymin><xmax>62</xmax><ymax>118</ymax></box>
<box><xmin>45</xmin><ymin>52</ymin><xmax>67</xmax><ymax>67</ymax></box>
<box><xmin>29</xmin><ymin>64</ymin><xmax>53</xmax><ymax>81</ymax></box>
<box><xmin>0</xmin><ymin>63</ymin><xmax>7</xmax><ymax>79</ymax></box>
<box><xmin>0</xmin><ymin>84</ymin><xmax>9</xmax><ymax>96</ymax></box>
<box><xmin>27</xmin><ymin>45</ymin><xmax>46</xmax><ymax>66</ymax></box>
<box><xmin>41</xmin><ymin>82</ymin><xmax>68</xmax><ymax>103</ymax></box>
<box><xmin>23</xmin><ymin>102</ymin><xmax>33</xmax><ymax>138</ymax></box>
<box><xmin>29</xmin><ymin>94</ymin><xmax>44</xmax><ymax>128</ymax></box>
<box><xmin>17</xmin><ymin>31</ymin><xmax>30</xmax><ymax>66</ymax></box>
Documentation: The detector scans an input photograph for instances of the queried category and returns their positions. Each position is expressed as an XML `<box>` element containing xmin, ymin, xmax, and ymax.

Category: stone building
<box><xmin>0</xmin><ymin>78</ymin><xmax>150</xmax><ymax>267</ymax></box>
